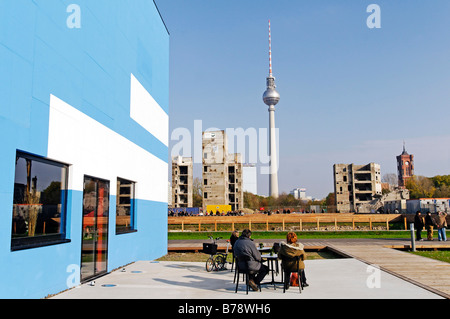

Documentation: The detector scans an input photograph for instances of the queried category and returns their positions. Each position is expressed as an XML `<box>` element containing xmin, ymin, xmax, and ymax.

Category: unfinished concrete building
<box><xmin>333</xmin><ymin>163</ymin><xmax>382</xmax><ymax>213</ymax></box>
<box><xmin>171</xmin><ymin>156</ymin><xmax>193</xmax><ymax>208</ymax></box>
<box><xmin>227</xmin><ymin>153</ymin><xmax>244</xmax><ymax>211</ymax></box>
<box><xmin>202</xmin><ymin>131</ymin><xmax>244</xmax><ymax>212</ymax></box>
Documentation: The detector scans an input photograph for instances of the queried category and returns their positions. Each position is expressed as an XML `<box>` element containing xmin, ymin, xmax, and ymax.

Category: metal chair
<box><xmin>233</xmin><ymin>254</ymin><xmax>242</xmax><ymax>283</ymax></box>
<box><xmin>280</xmin><ymin>255</ymin><xmax>304</xmax><ymax>294</ymax></box>
<box><xmin>272</xmin><ymin>242</ymin><xmax>281</xmax><ymax>254</ymax></box>
<box><xmin>234</xmin><ymin>256</ymin><xmax>261</xmax><ymax>294</ymax></box>
<box><xmin>230</xmin><ymin>249</ymin><xmax>235</xmax><ymax>272</ymax></box>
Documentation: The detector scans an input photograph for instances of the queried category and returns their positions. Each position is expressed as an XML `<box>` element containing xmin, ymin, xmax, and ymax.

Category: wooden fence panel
<box><xmin>168</xmin><ymin>213</ymin><xmax>405</xmax><ymax>231</ymax></box>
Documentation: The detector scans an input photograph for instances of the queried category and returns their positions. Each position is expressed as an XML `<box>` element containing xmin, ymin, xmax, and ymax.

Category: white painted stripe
<box><xmin>47</xmin><ymin>94</ymin><xmax>168</xmax><ymax>203</ymax></box>
<box><xmin>130</xmin><ymin>73</ymin><xmax>169</xmax><ymax>146</ymax></box>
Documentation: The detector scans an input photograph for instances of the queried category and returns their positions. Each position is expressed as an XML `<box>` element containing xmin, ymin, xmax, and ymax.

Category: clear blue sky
<box><xmin>157</xmin><ymin>0</ymin><xmax>450</xmax><ymax>199</ymax></box>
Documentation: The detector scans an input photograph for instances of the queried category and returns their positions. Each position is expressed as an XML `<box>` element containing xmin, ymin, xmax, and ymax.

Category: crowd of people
<box><xmin>168</xmin><ymin>210</ymin><xmax>244</xmax><ymax>217</ymax></box>
<box><xmin>168</xmin><ymin>208</ymin><xmax>324</xmax><ymax>216</ymax></box>
<box><xmin>259</xmin><ymin>208</ymin><xmax>325</xmax><ymax>215</ymax></box>
<box><xmin>414</xmin><ymin>211</ymin><xmax>448</xmax><ymax>241</ymax></box>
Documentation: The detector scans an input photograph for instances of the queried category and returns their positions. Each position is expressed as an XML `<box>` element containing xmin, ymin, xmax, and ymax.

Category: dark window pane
<box><xmin>116</xmin><ymin>178</ymin><xmax>136</xmax><ymax>234</ymax></box>
<box><xmin>11</xmin><ymin>152</ymin><xmax>68</xmax><ymax>249</ymax></box>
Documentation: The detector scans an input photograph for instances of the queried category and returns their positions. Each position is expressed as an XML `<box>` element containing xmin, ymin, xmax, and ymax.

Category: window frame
<box><xmin>115</xmin><ymin>177</ymin><xmax>137</xmax><ymax>235</ymax></box>
<box><xmin>11</xmin><ymin>151</ymin><xmax>70</xmax><ymax>251</ymax></box>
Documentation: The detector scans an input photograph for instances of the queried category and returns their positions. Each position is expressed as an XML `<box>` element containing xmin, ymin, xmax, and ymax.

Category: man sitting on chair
<box><xmin>233</xmin><ymin>229</ymin><xmax>269</xmax><ymax>291</ymax></box>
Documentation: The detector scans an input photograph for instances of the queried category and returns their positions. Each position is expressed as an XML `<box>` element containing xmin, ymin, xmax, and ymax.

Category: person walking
<box><xmin>232</xmin><ymin>229</ymin><xmax>269</xmax><ymax>291</ymax></box>
<box><xmin>436</xmin><ymin>211</ymin><xmax>448</xmax><ymax>241</ymax></box>
<box><xmin>414</xmin><ymin>211</ymin><xmax>424</xmax><ymax>241</ymax></box>
<box><xmin>425</xmin><ymin>211</ymin><xmax>437</xmax><ymax>241</ymax></box>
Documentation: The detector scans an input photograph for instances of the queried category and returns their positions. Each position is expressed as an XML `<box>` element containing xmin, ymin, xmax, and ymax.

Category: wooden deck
<box><xmin>328</xmin><ymin>243</ymin><xmax>450</xmax><ymax>299</ymax></box>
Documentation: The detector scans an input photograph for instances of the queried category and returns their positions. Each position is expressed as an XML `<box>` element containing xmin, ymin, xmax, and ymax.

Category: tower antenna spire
<box><xmin>269</xmin><ymin>19</ymin><xmax>272</xmax><ymax>76</ymax></box>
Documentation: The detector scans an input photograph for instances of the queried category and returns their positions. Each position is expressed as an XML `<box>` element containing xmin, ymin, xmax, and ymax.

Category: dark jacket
<box><xmin>425</xmin><ymin>214</ymin><xmax>437</xmax><ymax>228</ymax></box>
<box><xmin>278</xmin><ymin>242</ymin><xmax>306</xmax><ymax>272</ymax></box>
<box><xmin>230</xmin><ymin>234</ymin><xmax>238</xmax><ymax>250</ymax></box>
<box><xmin>414</xmin><ymin>215</ymin><xmax>424</xmax><ymax>229</ymax></box>
<box><xmin>233</xmin><ymin>236</ymin><xmax>262</xmax><ymax>272</ymax></box>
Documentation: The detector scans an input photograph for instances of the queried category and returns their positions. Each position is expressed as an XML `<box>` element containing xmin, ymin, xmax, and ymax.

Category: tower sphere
<box><xmin>263</xmin><ymin>87</ymin><xmax>280</xmax><ymax>106</ymax></box>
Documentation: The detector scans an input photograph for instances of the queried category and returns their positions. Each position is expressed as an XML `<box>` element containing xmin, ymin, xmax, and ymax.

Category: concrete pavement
<box><xmin>51</xmin><ymin>258</ymin><xmax>443</xmax><ymax>299</ymax></box>
<box><xmin>51</xmin><ymin>237</ymin><xmax>448</xmax><ymax>300</ymax></box>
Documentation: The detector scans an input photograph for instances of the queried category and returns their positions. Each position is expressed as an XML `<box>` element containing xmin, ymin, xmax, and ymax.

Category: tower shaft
<box><xmin>269</xmin><ymin>106</ymin><xmax>279</xmax><ymax>198</ymax></box>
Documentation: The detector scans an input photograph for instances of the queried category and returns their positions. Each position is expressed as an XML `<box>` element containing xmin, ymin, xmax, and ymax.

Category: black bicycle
<box><xmin>204</xmin><ymin>236</ymin><xmax>230</xmax><ymax>272</ymax></box>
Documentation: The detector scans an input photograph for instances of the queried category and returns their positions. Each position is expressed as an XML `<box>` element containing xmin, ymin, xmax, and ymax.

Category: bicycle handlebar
<box><xmin>207</xmin><ymin>236</ymin><xmax>223</xmax><ymax>242</ymax></box>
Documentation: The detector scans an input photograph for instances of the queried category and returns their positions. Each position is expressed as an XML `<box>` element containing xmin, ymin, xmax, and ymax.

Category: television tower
<box><xmin>263</xmin><ymin>20</ymin><xmax>280</xmax><ymax>198</ymax></box>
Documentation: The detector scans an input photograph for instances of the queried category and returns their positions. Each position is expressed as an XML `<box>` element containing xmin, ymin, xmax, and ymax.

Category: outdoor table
<box><xmin>257</xmin><ymin>246</ymin><xmax>272</xmax><ymax>253</ymax></box>
<box><xmin>260</xmin><ymin>254</ymin><xmax>283</xmax><ymax>289</ymax></box>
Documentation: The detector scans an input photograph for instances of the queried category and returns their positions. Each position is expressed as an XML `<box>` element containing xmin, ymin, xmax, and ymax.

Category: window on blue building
<box><xmin>11</xmin><ymin>152</ymin><xmax>69</xmax><ymax>251</ymax></box>
<box><xmin>116</xmin><ymin>178</ymin><xmax>136</xmax><ymax>234</ymax></box>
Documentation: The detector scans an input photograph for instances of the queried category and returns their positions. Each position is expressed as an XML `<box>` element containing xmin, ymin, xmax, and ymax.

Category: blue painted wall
<box><xmin>0</xmin><ymin>0</ymin><xmax>169</xmax><ymax>298</ymax></box>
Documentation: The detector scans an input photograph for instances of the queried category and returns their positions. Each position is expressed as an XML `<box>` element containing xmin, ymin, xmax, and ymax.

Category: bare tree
<box><xmin>382</xmin><ymin>173</ymin><xmax>398</xmax><ymax>187</ymax></box>
<box><xmin>193</xmin><ymin>177</ymin><xmax>203</xmax><ymax>207</ymax></box>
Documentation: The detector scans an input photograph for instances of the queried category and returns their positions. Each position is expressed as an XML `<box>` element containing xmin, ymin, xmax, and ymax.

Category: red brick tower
<box><xmin>397</xmin><ymin>143</ymin><xmax>414</xmax><ymax>188</ymax></box>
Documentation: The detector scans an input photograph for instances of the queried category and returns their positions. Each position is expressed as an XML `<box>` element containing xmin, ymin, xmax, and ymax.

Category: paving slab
<box><xmin>51</xmin><ymin>258</ymin><xmax>443</xmax><ymax>299</ymax></box>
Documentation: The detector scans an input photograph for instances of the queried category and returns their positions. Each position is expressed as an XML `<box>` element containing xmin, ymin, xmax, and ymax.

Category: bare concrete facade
<box><xmin>202</xmin><ymin>131</ymin><xmax>243</xmax><ymax>212</ymax></box>
<box><xmin>171</xmin><ymin>156</ymin><xmax>193</xmax><ymax>208</ymax></box>
<box><xmin>227</xmin><ymin>153</ymin><xmax>244</xmax><ymax>211</ymax></box>
<box><xmin>334</xmin><ymin>163</ymin><xmax>382</xmax><ymax>213</ymax></box>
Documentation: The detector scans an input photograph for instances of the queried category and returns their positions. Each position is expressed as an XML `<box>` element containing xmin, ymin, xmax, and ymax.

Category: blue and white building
<box><xmin>0</xmin><ymin>0</ymin><xmax>169</xmax><ymax>298</ymax></box>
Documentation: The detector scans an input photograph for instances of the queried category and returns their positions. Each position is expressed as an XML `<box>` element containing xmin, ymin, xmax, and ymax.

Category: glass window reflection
<box><xmin>11</xmin><ymin>152</ymin><xmax>68</xmax><ymax>249</ymax></box>
<box><xmin>116</xmin><ymin>178</ymin><xmax>136</xmax><ymax>233</ymax></box>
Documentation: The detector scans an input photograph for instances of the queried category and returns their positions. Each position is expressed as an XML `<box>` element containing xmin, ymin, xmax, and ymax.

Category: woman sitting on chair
<box><xmin>278</xmin><ymin>232</ymin><xmax>309</xmax><ymax>289</ymax></box>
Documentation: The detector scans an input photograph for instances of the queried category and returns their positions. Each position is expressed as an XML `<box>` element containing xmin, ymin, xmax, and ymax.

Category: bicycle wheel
<box><xmin>215</xmin><ymin>254</ymin><xmax>226</xmax><ymax>271</ymax></box>
<box><xmin>206</xmin><ymin>256</ymin><xmax>215</xmax><ymax>272</ymax></box>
